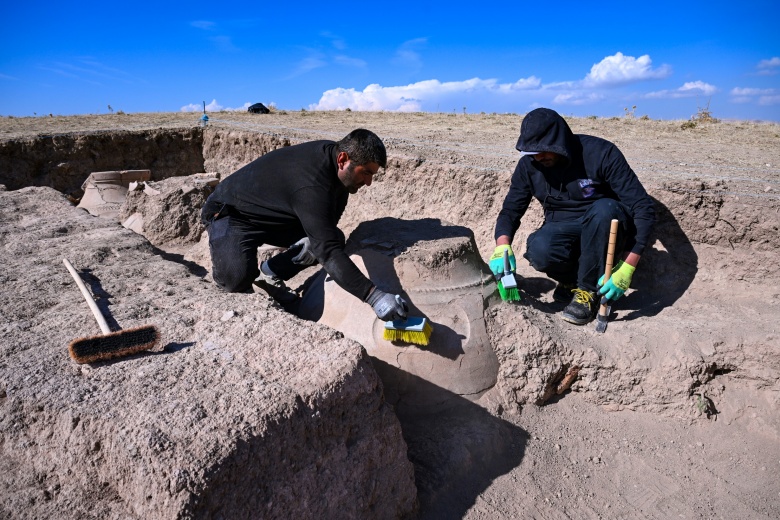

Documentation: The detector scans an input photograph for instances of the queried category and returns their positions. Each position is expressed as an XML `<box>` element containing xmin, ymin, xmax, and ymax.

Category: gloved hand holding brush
<box><xmin>489</xmin><ymin>244</ymin><xmax>516</xmax><ymax>277</ymax></box>
<box><xmin>366</xmin><ymin>288</ymin><xmax>408</xmax><ymax>321</ymax></box>
<box><xmin>598</xmin><ymin>260</ymin><xmax>635</xmax><ymax>301</ymax></box>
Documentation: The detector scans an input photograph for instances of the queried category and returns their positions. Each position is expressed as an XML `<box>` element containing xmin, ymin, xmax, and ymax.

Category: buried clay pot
<box><xmin>297</xmin><ymin>218</ymin><xmax>501</xmax><ymax>414</ymax></box>
<box><xmin>76</xmin><ymin>169</ymin><xmax>151</xmax><ymax>219</ymax></box>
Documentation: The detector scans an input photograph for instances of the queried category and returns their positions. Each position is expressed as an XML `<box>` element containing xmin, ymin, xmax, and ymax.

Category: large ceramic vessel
<box><xmin>77</xmin><ymin>169</ymin><xmax>151</xmax><ymax>219</ymax></box>
<box><xmin>297</xmin><ymin>218</ymin><xmax>500</xmax><ymax>414</ymax></box>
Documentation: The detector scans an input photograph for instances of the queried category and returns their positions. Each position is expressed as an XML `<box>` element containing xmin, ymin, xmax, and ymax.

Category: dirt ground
<box><xmin>1</xmin><ymin>110</ymin><xmax>779</xmax><ymax>519</ymax></box>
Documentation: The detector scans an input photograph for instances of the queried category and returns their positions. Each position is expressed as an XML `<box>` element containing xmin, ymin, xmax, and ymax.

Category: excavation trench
<box><xmin>3</xmin><ymin>124</ymin><xmax>778</xmax><ymax>416</ymax></box>
<box><xmin>2</xmin><ymin>121</ymin><xmax>779</xmax><ymax>518</ymax></box>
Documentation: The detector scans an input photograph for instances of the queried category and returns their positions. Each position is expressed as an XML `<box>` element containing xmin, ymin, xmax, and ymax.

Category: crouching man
<box><xmin>201</xmin><ymin>128</ymin><xmax>407</xmax><ymax>322</ymax></box>
<box><xmin>491</xmin><ymin>108</ymin><xmax>655</xmax><ymax>324</ymax></box>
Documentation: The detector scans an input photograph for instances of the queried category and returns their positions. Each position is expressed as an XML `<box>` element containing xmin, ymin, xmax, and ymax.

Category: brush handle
<box><xmin>63</xmin><ymin>258</ymin><xmax>111</xmax><ymax>335</ymax></box>
<box><xmin>503</xmin><ymin>248</ymin><xmax>511</xmax><ymax>275</ymax></box>
<box><xmin>599</xmin><ymin>220</ymin><xmax>620</xmax><ymax>316</ymax></box>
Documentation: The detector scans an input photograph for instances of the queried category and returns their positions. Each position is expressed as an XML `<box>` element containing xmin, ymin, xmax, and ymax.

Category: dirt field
<box><xmin>1</xmin><ymin>110</ymin><xmax>779</xmax><ymax>519</ymax></box>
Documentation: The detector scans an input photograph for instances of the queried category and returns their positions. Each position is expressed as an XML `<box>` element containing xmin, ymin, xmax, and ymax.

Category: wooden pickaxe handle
<box><xmin>599</xmin><ymin>219</ymin><xmax>620</xmax><ymax>317</ymax></box>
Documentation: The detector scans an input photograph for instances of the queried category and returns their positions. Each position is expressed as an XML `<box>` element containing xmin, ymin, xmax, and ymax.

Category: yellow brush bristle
<box><xmin>383</xmin><ymin>320</ymin><xmax>433</xmax><ymax>347</ymax></box>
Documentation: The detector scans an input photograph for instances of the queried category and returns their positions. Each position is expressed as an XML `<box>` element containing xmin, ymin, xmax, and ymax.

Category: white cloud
<box><xmin>210</xmin><ymin>35</ymin><xmax>238</xmax><ymax>52</ymax></box>
<box><xmin>552</xmin><ymin>92</ymin><xmax>605</xmax><ymax>105</ymax></box>
<box><xmin>731</xmin><ymin>87</ymin><xmax>775</xmax><ymax>96</ymax></box>
<box><xmin>730</xmin><ymin>87</ymin><xmax>780</xmax><ymax>106</ymax></box>
<box><xmin>584</xmin><ymin>52</ymin><xmax>672</xmax><ymax>87</ymax></box>
<box><xmin>180</xmin><ymin>99</ymin><xmax>251</xmax><ymax>112</ymax></box>
<box><xmin>310</xmin><ymin>76</ymin><xmax>543</xmax><ymax>111</ymax></box>
<box><xmin>320</xmin><ymin>31</ymin><xmax>346</xmax><ymax>51</ymax></box>
<box><xmin>392</xmin><ymin>38</ymin><xmax>427</xmax><ymax>70</ymax></box>
<box><xmin>286</xmin><ymin>34</ymin><xmax>366</xmax><ymax>78</ymax></box>
<box><xmin>543</xmin><ymin>80</ymin><xmax>579</xmax><ymax>91</ymax></box>
<box><xmin>191</xmin><ymin>20</ymin><xmax>239</xmax><ymax>52</ymax></box>
<box><xmin>39</xmin><ymin>59</ymin><xmax>142</xmax><ymax>85</ymax></box>
<box><xmin>679</xmin><ymin>81</ymin><xmax>717</xmax><ymax>94</ymax></box>
<box><xmin>287</xmin><ymin>54</ymin><xmax>328</xmax><ymax>78</ymax></box>
<box><xmin>308</xmin><ymin>51</ymin><xmax>709</xmax><ymax>112</ymax></box>
<box><xmin>644</xmin><ymin>81</ymin><xmax>717</xmax><ymax>99</ymax></box>
<box><xmin>191</xmin><ymin>20</ymin><xmax>215</xmax><ymax>30</ymax></box>
<box><xmin>497</xmin><ymin>76</ymin><xmax>542</xmax><ymax>92</ymax></box>
<box><xmin>759</xmin><ymin>95</ymin><xmax>780</xmax><ymax>105</ymax></box>
<box><xmin>334</xmin><ymin>55</ymin><xmax>367</xmax><ymax>68</ymax></box>
<box><xmin>757</xmin><ymin>57</ymin><xmax>780</xmax><ymax>75</ymax></box>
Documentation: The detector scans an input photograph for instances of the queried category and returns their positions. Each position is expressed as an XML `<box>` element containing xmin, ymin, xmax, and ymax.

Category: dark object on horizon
<box><xmin>248</xmin><ymin>103</ymin><xmax>270</xmax><ymax>114</ymax></box>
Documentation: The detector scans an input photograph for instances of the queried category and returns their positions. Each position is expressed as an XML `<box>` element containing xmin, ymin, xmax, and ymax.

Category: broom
<box><xmin>63</xmin><ymin>258</ymin><xmax>159</xmax><ymax>363</ymax></box>
<box><xmin>496</xmin><ymin>249</ymin><xmax>521</xmax><ymax>302</ymax></box>
<box><xmin>382</xmin><ymin>296</ymin><xmax>433</xmax><ymax>347</ymax></box>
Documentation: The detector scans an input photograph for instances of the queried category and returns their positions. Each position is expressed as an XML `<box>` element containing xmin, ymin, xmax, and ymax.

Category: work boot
<box><xmin>561</xmin><ymin>288</ymin><xmax>597</xmax><ymax>325</ymax></box>
<box><xmin>552</xmin><ymin>282</ymin><xmax>577</xmax><ymax>303</ymax></box>
<box><xmin>253</xmin><ymin>269</ymin><xmax>300</xmax><ymax>308</ymax></box>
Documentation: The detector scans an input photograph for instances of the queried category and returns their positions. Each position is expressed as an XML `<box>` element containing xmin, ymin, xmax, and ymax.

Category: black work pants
<box><xmin>202</xmin><ymin>202</ymin><xmax>313</xmax><ymax>293</ymax></box>
<box><xmin>523</xmin><ymin>199</ymin><xmax>633</xmax><ymax>292</ymax></box>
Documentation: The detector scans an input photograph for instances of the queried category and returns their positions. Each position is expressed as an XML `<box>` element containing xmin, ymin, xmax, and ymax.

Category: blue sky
<box><xmin>1</xmin><ymin>1</ymin><xmax>778</xmax><ymax>121</ymax></box>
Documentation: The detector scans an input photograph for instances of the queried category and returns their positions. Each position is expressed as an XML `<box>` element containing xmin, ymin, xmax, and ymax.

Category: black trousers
<box><xmin>523</xmin><ymin>198</ymin><xmax>633</xmax><ymax>292</ymax></box>
<box><xmin>201</xmin><ymin>201</ymin><xmax>313</xmax><ymax>293</ymax></box>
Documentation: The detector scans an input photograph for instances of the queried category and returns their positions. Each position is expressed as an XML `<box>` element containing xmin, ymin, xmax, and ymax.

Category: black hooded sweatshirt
<box><xmin>209</xmin><ymin>140</ymin><xmax>373</xmax><ymax>301</ymax></box>
<box><xmin>495</xmin><ymin>108</ymin><xmax>655</xmax><ymax>256</ymax></box>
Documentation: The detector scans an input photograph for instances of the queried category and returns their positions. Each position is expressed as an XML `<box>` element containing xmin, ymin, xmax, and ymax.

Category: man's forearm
<box><xmin>622</xmin><ymin>251</ymin><xmax>641</xmax><ymax>268</ymax></box>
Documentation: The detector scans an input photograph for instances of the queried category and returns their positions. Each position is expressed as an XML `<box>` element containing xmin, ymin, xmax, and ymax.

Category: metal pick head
<box><xmin>595</xmin><ymin>299</ymin><xmax>611</xmax><ymax>333</ymax></box>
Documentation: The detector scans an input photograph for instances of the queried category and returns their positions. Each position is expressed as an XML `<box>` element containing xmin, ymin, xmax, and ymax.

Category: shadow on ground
<box><xmin>373</xmin><ymin>359</ymin><xmax>528</xmax><ymax>519</ymax></box>
<box><xmin>620</xmin><ymin>196</ymin><xmax>698</xmax><ymax>320</ymax></box>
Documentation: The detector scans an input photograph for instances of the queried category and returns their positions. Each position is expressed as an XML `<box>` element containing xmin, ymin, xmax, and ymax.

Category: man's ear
<box><xmin>337</xmin><ymin>151</ymin><xmax>350</xmax><ymax>169</ymax></box>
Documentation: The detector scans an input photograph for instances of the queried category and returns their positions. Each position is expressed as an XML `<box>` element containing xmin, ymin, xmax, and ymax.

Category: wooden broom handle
<box><xmin>63</xmin><ymin>258</ymin><xmax>111</xmax><ymax>335</ymax></box>
<box><xmin>600</xmin><ymin>220</ymin><xmax>620</xmax><ymax>315</ymax></box>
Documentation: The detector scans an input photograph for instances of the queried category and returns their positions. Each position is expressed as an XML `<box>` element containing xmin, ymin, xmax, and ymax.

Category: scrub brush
<box><xmin>383</xmin><ymin>296</ymin><xmax>433</xmax><ymax>346</ymax></box>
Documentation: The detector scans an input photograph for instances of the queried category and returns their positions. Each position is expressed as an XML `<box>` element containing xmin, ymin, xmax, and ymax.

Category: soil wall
<box><xmin>0</xmin><ymin>128</ymin><xmax>204</xmax><ymax>196</ymax></box>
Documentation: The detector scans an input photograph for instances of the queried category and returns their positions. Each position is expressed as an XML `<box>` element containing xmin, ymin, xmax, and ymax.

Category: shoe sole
<box><xmin>560</xmin><ymin>311</ymin><xmax>594</xmax><ymax>325</ymax></box>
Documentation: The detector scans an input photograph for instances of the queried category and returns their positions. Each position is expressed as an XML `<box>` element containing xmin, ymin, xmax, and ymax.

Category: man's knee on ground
<box><xmin>213</xmin><ymin>268</ymin><xmax>255</xmax><ymax>293</ymax></box>
<box><xmin>585</xmin><ymin>198</ymin><xmax>625</xmax><ymax>220</ymax></box>
<box><xmin>216</xmin><ymin>278</ymin><xmax>254</xmax><ymax>293</ymax></box>
<box><xmin>525</xmin><ymin>234</ymin><xmax>555</xmax><ymax>271</ymax></box>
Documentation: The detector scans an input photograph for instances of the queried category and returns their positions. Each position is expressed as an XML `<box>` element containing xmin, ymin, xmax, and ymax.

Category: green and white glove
<box><xmin>489</xmin><ymin>245</ymin><xmax>516</xmax><ymax>277</ymax></box>
<box><xmin>598</xmin><ymin>260</ymin><xmax>635</xmax><ymax>301</ymax></box>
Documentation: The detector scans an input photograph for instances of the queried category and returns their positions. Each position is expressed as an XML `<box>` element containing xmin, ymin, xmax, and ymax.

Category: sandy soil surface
<box><xmin>2</xmin><ymin>110</ymin><xmax>779</xmax><ymax>519</ymax></box>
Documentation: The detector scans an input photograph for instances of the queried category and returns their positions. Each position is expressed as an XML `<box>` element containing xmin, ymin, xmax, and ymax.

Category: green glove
<box><xmin>598</xmin><ymin>260</ymin><xmax>635</xmax><ymax>301</ymax></box>
<box><xmin>489</xmin><ymin>245</ymin><xmax>516</xmax><ymax>276</ymax></box>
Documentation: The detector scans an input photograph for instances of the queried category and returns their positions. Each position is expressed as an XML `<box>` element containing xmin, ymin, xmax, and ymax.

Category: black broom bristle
<box><xmin>68</xmin><ymin>325</ymin><xmax>160</xmax><ymax>364</ymax></box>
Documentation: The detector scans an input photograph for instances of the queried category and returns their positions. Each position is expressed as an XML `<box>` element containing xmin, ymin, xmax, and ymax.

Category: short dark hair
<box><xmin>337</xmin><ymin>129</ymin><xmax>387</xmax><ymax>168</ymax></box>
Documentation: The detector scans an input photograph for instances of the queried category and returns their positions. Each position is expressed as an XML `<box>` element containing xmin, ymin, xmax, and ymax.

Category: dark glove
<box><xmin>290</xmin><ymin>237</ymin><xmax>316</xmax><ymax>265</ymax></box>
<box><xmin>365</xmin><ymin>289</ymin><xmax>408</xmax><ymax>321</ymax></box>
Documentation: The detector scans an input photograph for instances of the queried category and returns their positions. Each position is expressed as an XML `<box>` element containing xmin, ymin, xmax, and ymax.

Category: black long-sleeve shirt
<box><xmin>210</xmin><ymin>140</ymin><xmax>374</xmax><ymax>300</ymax></box>
<box><xmin>495</xmin><ymin>109</ymin><xmax>655</xmax><ymax>255</ymax></box>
